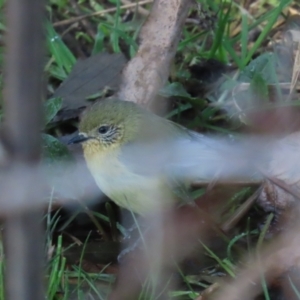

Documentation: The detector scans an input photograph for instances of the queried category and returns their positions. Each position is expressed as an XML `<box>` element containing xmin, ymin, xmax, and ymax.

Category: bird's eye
<box><xmin>98</xmin><ymin>125</ymin><xmax>110</xmax><ymax>134</ymax></box>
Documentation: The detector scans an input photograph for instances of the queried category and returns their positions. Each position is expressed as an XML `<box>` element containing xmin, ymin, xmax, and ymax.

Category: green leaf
<box><xmin>209</xmin><ymin>1</ymin><xmax>232</xmax><ymax>59</ymax></box>
<box><xmin>46</xmin><ymin>22</ymin><xmax>76</xmax><ymax>77</ymax></box>
<box><xmin>111</xmin><ymin>0</ymin><xmax>121</xmax><ymax>53</ymax></box>
<box><xmin>101</xmin><ymin>22</ymin><xmax>138</xmax><ymax>52</ymax></box>
<box><xmin>92</xmin><ymin>24</ymin><xmax>107</xmax><ymax>54</ymax></box>
<box><xmin>239</xmin><ymin>52</ymin><xmax>279</xmax><ymax>84</ymax></box>
<box><xmin>42</xmin><ymin>134</ymin><xmax>71</xmax><ymax>164</ymax></box>
<box><xmin>44</xmin><ymin>97</ymin><xmax>62</xmax><ymax>125</ymax></box>
<box><xmin>165</xmin><ymin>103</ymin><xmax>192</xmax><ymax>119</ymax></box>
<box><xmin>159</xmin><ymin>82</ymin><xmax>191</xmax><ymax>98</ymax></box>
<box><xmin>223</xmin><ymin>38</ymin><xmax>242</xmax><ymax>68</ymax></box>
<box><xmin>244</xmin><ymin>0</ymin><xmax>292</xmax><ymax>66</ymax></box>
<box><xmin>250</xmin><ymin>73</ymin><xmax>269</xmax><ymax>101</ymax></box>
<box><xmin>241</xmin><ymin>13</ymin><xmax>248</xmax><ymax>63</ymax></box>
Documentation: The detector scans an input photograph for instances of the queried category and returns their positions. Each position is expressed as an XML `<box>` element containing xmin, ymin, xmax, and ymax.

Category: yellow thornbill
<box><xmin>69</xmin><ymin>98</ymin><xmax>257</xmax><ymax>215</ymax></box>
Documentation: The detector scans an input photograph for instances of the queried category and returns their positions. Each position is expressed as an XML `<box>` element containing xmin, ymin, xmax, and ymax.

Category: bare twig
<box><xmin>53</xmin><ymin>0</ymin><xmax>153</xmax><ymax>28</ymax></box>
<box><xmin>120</xmin><ymin>0</ymin><xmax>149</xmax><ymax>16</ymax></box>
<box><xmin>70</xmin><ymin>0</ymin><xmax>96</xmax><ymax>37</ymax></box>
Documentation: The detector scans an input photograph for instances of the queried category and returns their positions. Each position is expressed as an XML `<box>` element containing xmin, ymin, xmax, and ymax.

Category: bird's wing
<box><xmin>168</xmin><ymin>132</ymin><xmax>266</xmax><ymax>183</ymax></box>
<box><xmin>119</xmin><ymin>137</ymin><xmax>174</xmax><ymax>177</ymax></box>
<box><xmin>120</xmin><ymin>119</ymin><xmax>263</xmax><ymax>183</ymax></box>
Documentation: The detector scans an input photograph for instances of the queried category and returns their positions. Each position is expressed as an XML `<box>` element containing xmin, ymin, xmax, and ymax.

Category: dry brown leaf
<box><xmin>258</xmin><ymin>131</ymin><xmax>300</xmax><ymax>215</ymax></box>
<box><xmin>53</xmin><ymin>52</ymin><xmax>127</xmax><ymax>121</ymax></box>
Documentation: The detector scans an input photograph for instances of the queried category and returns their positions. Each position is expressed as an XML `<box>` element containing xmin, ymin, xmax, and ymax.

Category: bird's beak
<box><xmin>68</xmin><ymin>133</ymin><xmax>92</xmax><ymax>144</ymax></box>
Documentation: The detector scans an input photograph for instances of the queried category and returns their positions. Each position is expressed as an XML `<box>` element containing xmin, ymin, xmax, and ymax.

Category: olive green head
<box><xmin>74</xmin><ymin>98</ymin><xmax>148</xmax><ymax>149</ymax></box>
<box><xmin>69</xmin><ymin>98</ymin><xmax>184</xmax><ymax>153</ymax></box>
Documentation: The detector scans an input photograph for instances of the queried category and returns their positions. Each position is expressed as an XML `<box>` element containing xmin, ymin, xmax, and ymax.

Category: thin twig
<box><xmin>120</xmin><ymin>0</ymin><xmax>149</xmax><ymax>16</ymax></box>
<box><xmin>53</xmin><ymin>0</ymin><xmax>153</xmax><ymax>28</ymax></box>
<box><xmin>70</xmin><ymin>0</ymin><xmax>96</xmax><ymax>37</ymax></box>
<box><xmin>221</xmin><ymin>188</ymin><xmax>261</xmax><ymax>232</ymax></box>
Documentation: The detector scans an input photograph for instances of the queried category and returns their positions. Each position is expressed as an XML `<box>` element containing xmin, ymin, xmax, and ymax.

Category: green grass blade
<box><xmin>244</xmin><ymin>0</ymin><xmax>292</xmax><ymax>66</ymax></box>
<box><xmin>289</xmin><ymin>276</ymin><xmax>300</xmax><ymax>299</ymax></box>
<box><xmin>199</xmin><ymin>240</ymin><xmax>236</xmax><ymax>278</ymax></box>
<box><xmin>111</xmin><ymin>0</ymin><xmax>121</xmax><ymax>53</ymax></box>
<box><xmin>209</xmin><ymin>1</ymin><xmax>232</xmax><ymax>59</ymax></box>
<box><xmin>241</xmin><ymin>12</ymin><xmax>248</xmax><ymax>64</ymax></box>
<box><xmin>46</xmin><ymin>22</ymin><xmax>76</xmax><ymax>76</ymax></box>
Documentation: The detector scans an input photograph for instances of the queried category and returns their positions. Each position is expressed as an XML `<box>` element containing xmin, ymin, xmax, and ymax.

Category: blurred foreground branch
<box><xmin>3</xmin><ymin>0</ymin><xmax>45</xmax><ymax>299</ymax></box>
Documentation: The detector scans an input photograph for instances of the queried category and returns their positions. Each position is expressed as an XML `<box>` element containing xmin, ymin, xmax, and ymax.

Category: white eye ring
<box><xmin>98</xmin><ymin>125</ymin><xmax>110</xmax><ymax>134</ymax></box>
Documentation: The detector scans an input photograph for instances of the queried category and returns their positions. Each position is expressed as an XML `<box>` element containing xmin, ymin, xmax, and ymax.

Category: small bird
<box><xmin>69</xmin><ymin>98</ymin><xmax>257</xmax><ymax>215</ymax></box>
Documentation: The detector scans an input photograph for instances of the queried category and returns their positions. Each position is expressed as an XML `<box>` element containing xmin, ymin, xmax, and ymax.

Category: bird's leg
<box><xmin>118</xmin><ymin>223</ymin><xmax>151</xmax><ymax>263</ymax></box>
<box><xmin>118</xmin><ymin>207</ymin><xmax>149</xmax><ymax>262</ymax></box>
<box><xmin>118</xmin><ymin>206</ymin><xmax>169</xmax><ymax>264</ymax></box>
<box><xmin>121</xmin><ymin>223</ymin><xmax>138</xmax><ymax>240</ymax></box>
<box><xmin>117</xmin><ymin>234</ymin><xmax>144</xmax><ymax>263</ymax></box>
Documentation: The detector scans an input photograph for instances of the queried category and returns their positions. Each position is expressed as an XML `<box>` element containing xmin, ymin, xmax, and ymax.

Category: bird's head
<box><xmin>68</xmin><ymin>99</ymin><xmax>147</xmax><ymax>153</ymax></box>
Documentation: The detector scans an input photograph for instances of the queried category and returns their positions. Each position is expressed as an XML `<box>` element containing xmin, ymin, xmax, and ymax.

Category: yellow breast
<box><xmin>82</xmin><ymin>141</ymin><xmax>174</xmax><ymax>215</ymax></box>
